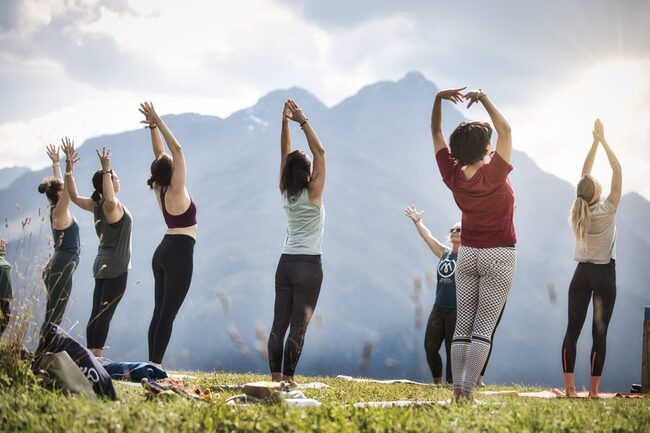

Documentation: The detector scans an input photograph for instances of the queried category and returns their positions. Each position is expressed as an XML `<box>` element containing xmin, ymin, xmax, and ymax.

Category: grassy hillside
<box><xmin>1</xmin><ymin>352</ymin><xmax>648</xmax><ymax>433</ymax></box>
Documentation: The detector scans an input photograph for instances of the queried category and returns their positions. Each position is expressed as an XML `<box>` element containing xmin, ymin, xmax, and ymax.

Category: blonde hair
<box><xmin>569</xmin><ymin>175</ymin><xmax>598</xmax><ymax>249</ymax></box>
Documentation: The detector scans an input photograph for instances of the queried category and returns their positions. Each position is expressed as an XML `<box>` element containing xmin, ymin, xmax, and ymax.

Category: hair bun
<box><xmin>38</xmin><ymin>181</ymin><xmax>49</xmax><ymax>194</ymax></box>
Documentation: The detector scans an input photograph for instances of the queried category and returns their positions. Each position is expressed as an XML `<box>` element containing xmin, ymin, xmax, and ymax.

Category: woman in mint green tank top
<box><xmin>38</xmin><ymin>140</ymin><xmax>81</xmax><ymax>336</ymax></box>
<box><xmin>267</xmin><ymin>99</ymin><xmax>326</xmax><ymax>388</ymax></box>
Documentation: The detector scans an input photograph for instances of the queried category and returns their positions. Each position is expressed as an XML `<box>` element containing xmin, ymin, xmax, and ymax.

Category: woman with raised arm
<box><xmin>431</xmin><ymin>87</ymin><xmax>516</xmax><ymax>401</ymax></box>
<box><xmin>38</xmin><ymin>139</ymin><xmax>81</xmax><ymax>335</ymax></box>
<box><xmin>405</xmin><ymin>205</ymin><xmax>459</xmax><ymax>385</ymax></box>
<box><xmin>267</xmin><ymin>99</ymin><xmax>326</xmax><ymax>388</ymax></box>
<box><xmin>139</xmin><ymin>102</ymin><xmax>197</xmax><ymax>368</ymax></box>
<box><xmin>560</xmin><ymin>119</ymin><xmax>621</xmax><ymax>398</ymax></box>
<box><xmin>62</xmin><ymin>140</ymin><xmax>132</xmax><ymax>358</ymax></box>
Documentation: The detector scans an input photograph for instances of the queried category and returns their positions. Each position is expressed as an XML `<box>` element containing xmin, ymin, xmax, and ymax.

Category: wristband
<box><xmin>65</xmin><ymin>172</ymin><xmax>73</xmax><ymax>176</ymax></box>
<box><xmin>101</xmin><ymin>169</ymin><xmax>113</xmax><ymax>175</ymax></box>
<box><xmin>148</xmin><ymin>124</ymin><xmax>157</xmax><ymax>129</ymax></box>
<box><xmin>53</xmin><ymin>162</ymin><xmax>60</xmax><ymax>166</ymax></box>
<box><xmin>300</xmin><ymin>119</ymin><xmax>308</xmax><ymax>128</ymax></box>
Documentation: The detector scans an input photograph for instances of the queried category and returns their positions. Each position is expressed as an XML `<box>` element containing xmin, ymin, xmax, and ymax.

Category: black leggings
<box><xmin>268</xmin><ymin>254</ymin><xmax>322</xmax><ymax>377</ymax></box>
<box><xmin>424</xmin><ymin>306</ymin><xmax>456</xmax><ymax>383</ymax></box>
<box><xmin>86</xmin><ymin>272</ymin><xmax>128</xmax><ymax>350</ymax></box>
<box><xmin>148</xmin><ymin>235</ymin><xmax>195</xmax><ymax>364</ymax></box>
<box><xmin>562</xmin><ymin>260</ymin><xmax>616</xmax><ymax>376</ymax></box>
<box><xmin>41</xmin><ymin>251</ymin><xmax>79</xmax><ymax>335</ymax></box>
<box><xmin>0</xmin><ymin>299</ymin><xmax>9</xmax><ymax>336</ymax></box>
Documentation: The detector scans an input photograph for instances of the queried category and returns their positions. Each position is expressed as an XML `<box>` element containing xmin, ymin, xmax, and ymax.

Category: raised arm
<box><xmin>431</xmin><ymin>87</ymin><xmax>466</xmax><ymax>154</ymax></box>
<box><xmin>96</xmin><ymin>147</ymin><xmax>123</xmax><ymax>222</ymax></box>
<box><xmin>404</xmin><ymin>205</ymin><xmax>449</xmax><ymax>259</ymax></box>
<box><xmin>581</xmin><ymin>120</ymin><xmax>600</xmax><ymax>176</ymax></box>
<box><xmin>280</xmin><ymin>102</ymin><xmax>292</xmax><ymax>179</ymax></box>
<box><xmin>140</xmin><ymin>102</ymin><xmax>186</xmax><ymax>190</ymax></box>
<box><xmin>61</xmin><ymin>140</ymin><xmax>94</xmax><ymax>212</ymax></box>
<box><xmin>47</xmin><ymin>141</ymin><xmax>72</xmax><ymax>222</ymax></box>
<box><xmin>595</xmin><ymin>119</ymin><xmax>622</xmax><ymax>208</ymax></box>
<box><xmin>286</xmin><ymin>99</ymin><xmax>326</xmax><ymax>201</ymax></box>
<box><xmin>139</xmin><ymin>103</ymin><xmax>164</xmax><ymax>158</ymax></box>
<box><xmin>465</xmin><ymin>90</ymin><xmax>512</xmax><ymax>163</ymax></box>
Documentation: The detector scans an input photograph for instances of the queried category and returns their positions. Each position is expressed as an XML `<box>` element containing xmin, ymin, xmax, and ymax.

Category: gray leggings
<box><xmin>451</xmin><ymin>246</ymin><xmax>516</xmax><ymax>393</ymax></box>
<box><xmin>41</xmin><ymin>250</ymin><xmax>79</xmax><ymax>336</ymax></box>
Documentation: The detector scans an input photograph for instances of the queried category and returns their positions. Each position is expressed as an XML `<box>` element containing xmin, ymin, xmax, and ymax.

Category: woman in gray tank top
<box><xmin>560</xmin><ymin>119</ymin><xmax>622</xmax><ymax>398</ymax></box>
<box><xmin>38</xmin><ymin>139</ymin><xmax>81</xmax><ymax>337</ymax></box>
<box><xmin>267</xmin><ymin>99</ymin><xmax>326</xmax><ymax>388</ymax></box>
<box><xmin>63</xmin><ymin>141</ymin><xmax>132</xmax><ymax>358</ymax></box>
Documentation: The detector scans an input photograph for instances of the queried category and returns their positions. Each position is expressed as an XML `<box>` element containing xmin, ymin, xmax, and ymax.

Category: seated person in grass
<box><xmin>0</xmin><ymin>239</ymin><xmax>13</xmax><ymax>336</ymax></box>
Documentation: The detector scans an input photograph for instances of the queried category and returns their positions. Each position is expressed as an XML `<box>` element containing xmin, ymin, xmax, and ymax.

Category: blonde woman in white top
<box><xmin>560</xmin><ymin>119</ymin><xmax>622</xmax><ymax>397</ymax></box>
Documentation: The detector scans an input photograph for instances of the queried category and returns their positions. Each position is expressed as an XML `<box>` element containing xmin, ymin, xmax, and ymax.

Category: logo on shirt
<box><xmin>438</xmin><ymin>257</ymin><xmax>456</xmax><ymax>279</ymax></box>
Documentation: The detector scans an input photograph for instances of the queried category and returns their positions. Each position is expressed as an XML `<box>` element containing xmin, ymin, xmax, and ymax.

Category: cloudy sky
<box><xmin>1</xmin><ymin>0</ymin><xmax>649</xmax><ymax>198</ymax></box>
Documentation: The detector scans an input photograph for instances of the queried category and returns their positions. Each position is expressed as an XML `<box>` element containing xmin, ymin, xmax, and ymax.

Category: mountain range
<box><xmin>1</xmin><ymin>72</ymin><xmax>648</xmax><ymax>390</ymax></box>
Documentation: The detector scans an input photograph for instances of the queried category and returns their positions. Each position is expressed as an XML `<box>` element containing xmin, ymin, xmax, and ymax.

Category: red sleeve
<box><xmin>435</xmin><ymin>147</ymin><xmax>458</xmax><ymax>185</ymax></box>
<box><xmin>484</xmin><ymin>151</ymin><xmax>513</xmax><ymax>184</ymax></box>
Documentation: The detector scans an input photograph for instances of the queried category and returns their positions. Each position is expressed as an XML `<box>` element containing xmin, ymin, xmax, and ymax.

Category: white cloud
<box><xmin>506</xmin><ymin>58</ymin><xmax>650</xmax><ymax>199</ymax></box>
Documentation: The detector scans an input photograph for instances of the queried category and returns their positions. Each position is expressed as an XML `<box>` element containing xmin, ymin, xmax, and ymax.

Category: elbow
<box><xmin>104</xmin><ymin>199</ymin><xmax>118</xmax><ymax>212</ymax></box>
<box><xmin>497</xmin><ymin>123</ymin><xmax>512</xmax><ymax>136</ymax></box>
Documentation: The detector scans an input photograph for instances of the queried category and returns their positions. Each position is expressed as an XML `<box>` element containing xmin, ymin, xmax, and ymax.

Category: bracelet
<box><xmin>65</xmin><ymin>171</ymin><xmax>73</xmax><ymax>176</ymax></box>
<box><xmin>148</xmin><ymin>124</ymin><xmax>157</xmax><ymax>129</ymax></box>
<box><xmin>101</xmin><ymin>169</ymin><xmax>112</xmax><ymax>175</ymax></box>
<box><xmin>53</xmin><ymin>162</ymin><xmax>60</xmax><ymax>166</ymax></box>
<box><xmin>300</xmin><ymin>119</ymin><xmax>308</xmax><ymax>128</ymax></box>
<box><xmin>477</xmin><ymin>89</ymin><xmax>486</xmax><ymax>101</ymax></box>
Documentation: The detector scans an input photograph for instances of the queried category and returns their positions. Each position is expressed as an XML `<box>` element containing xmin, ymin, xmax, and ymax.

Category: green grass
<box><xmin>1</xmin><ymin>355</ymin><xmax>648</xmax><ymax>433</ymax></box>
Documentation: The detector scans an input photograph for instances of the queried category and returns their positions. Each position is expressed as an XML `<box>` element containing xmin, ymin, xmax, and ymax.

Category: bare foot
<box><xmin>271</xmin><ymin>372</ymin><xmax>283</xmax><ymax>382</ymax></box>
<box><xmin>565</xmin><ymin>386</ymin><xmax>578</xmax><ymax>397</ymax></box>
<box><xmin>283</xmin><ymin>375</ymin><xmax>298</xmax><ymax>389</ymax></box>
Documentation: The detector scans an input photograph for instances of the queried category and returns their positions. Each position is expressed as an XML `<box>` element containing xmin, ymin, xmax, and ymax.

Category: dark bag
<box><xmin>34</xmin><ymin>323</ymin><xmax>116</xmax><ymax>399</ymax></box>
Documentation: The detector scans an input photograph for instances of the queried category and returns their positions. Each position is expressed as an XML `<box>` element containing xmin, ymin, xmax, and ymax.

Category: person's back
<box><xmin>93</xmin><ymin>199</ymin><xmax>132</xmax><ymax>279</ymax></box>
<box><xmin>574</xmin><ymin>199</ymin><xmax>616</xmax><ymax>264</ymax></box>
<box><xmin>282</xmin><ymin>188</ymin><xmax>325</xmax><ymax>255</ymax></box>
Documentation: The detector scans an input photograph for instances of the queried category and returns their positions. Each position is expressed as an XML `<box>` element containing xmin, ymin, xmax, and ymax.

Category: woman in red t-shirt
<box><xmin>431</xmin><ymin>87</ymin><xmax>517</xmax><ymax>401</ymax></box>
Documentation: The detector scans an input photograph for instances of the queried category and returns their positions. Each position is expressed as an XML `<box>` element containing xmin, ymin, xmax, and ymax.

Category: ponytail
<box><xmin>569</xmin><ymin>197</ymin><xmax>590</xmax><ymax>250</ymax></box>
<box><xmin>569</xmin><ymin>175</ymin><xmax>598</xmax><ymax>250</ymax></box>
<box><xmin>280</xmin><ymin>150</ymin><xmax>311</xmax><ymax>197</ymax></box>
<box><xmin>91</xmin><ymin>170</ymin><xmax>104</xmax><ymax>202</ymax></box>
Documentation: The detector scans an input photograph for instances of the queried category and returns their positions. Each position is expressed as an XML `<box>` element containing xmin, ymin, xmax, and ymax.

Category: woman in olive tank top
<box><xmin>63</xmin><ymin>141</ymin><xmax>132</xmax><ymax>358</ymax></box>
<box><xmin>267</xmin><ymin>99</ymin><xmax>326</xmax><ymax>387</ymax></box>
<box><xmin>38</xmin><ymin>139</ymin><xmax>81</xmax><ymax>336</ymax></box>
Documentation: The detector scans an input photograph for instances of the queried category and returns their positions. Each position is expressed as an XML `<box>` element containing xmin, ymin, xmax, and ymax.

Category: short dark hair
<box><xmin>38</xmin><ymin>177</ymin><xmax>63</xmax><ymax>205</ymax></box>
<box><xmin>280</xmin><ymin>150</ymin><xmax>311</xmax><ymax>197</ymax></box>
<box><xmin>147</xmin><ymin>154</ymin><xmax>173</xmax><ymax>189</ymax></box>
<box><xmin>449</xmin><ymin>121</ymin><xmax>492</xmax><ymax>165</ymax></box>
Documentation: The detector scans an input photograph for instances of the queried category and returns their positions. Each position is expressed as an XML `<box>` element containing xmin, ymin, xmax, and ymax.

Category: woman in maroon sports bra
<box><xmin>139</xmin><ymin>102</ymin><xmax>197</xmax><ymax>367</ymax></box>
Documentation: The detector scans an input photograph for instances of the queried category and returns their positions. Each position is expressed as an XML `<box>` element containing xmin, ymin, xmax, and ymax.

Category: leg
<box><xmin>148</xmin><ymin>241</ymin><xmax>166</xmax><ymax>361</ymax></box>
<box><xmin>87</xmin><ymin>279</ymin><xmax>104</xmax><ymax>350</ymax></box>
<box><xmin>444</xmin><ymin>309</ymin><xmax>457</xmax><ymax>385</ymax></box>
<box><xmin>424</xmin><ymin>306</ymin><xmax>446</xmax><ymax>383</ymax></box>
<box><xmin>561</xmin><ymin>263</ymin><xmax>592</xmax><ymax>396</ymax></box>
<box><xmin>462</xmin><ymin>248</ymin><xmax>516</xmax><ymax>395</ymax></box>
<box><xmin>589</xmin><ymin>261</ymin><xmax>616</xmax><ymax>396</ymax></box>
<box><xmin>283</xmin><ymin>258</ymin><xmax>323</xmax><ymax>380</ymax></box>
<box><xmin>42</xmin><ymin>253</ymin><xmax>78</xmax><ymax>335</ymax></box>
<box><xmin>267</xmin><ymin>256</ymin><xmax>293</xmax><ymax>378</ymax></box>
<box><xmin>479</xmin><ymin>302</ymin><xmax>505</xmax><ymax>384</ymax></box>
<box><xmin>87</xmin><ymin>272</ymin><xmax>128</xmax><ymax>352</ymax></box>
<box><xmin>149</xmin><ymin>238</ymin><xmax>194</xmax><ymax>364</ymax></box>
<box><xmin>451</xmin><ymin>246</ymin><xmax>480</xmax><ymax>396</ymax></box>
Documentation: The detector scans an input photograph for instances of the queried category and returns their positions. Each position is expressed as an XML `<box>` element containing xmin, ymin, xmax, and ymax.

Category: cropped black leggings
<box><xmin>41</xmin><ymin>251</ymin><xmax>79</xmax><ymax>336</ymax></box>
<box><xmin>0</xmin><ymin>299</ymin><xmax>9</xmax><ymax>336</ymax></box>
<box><xmin>424</xmin><ymin>306</ymin><xmax>456</xmax><ymax>383</ymax></box>
<box><xmin>86</xmin><ymin>272</ymin><xmax>128</xmax><ymax>350</ymax></box>
<box><xmin>268</xmin><ymin>254</ymin><xmax>322</xmax><ymax>377</ymax></box>
<box><xmin>148</xmin><ymin>235</ymin><xmax>195</xmax><ymax>364</ymax></box>
<box><xmin>562</xmin><ymin>260</ymin><xmax>616</xmax><ymax>377</ymax></box>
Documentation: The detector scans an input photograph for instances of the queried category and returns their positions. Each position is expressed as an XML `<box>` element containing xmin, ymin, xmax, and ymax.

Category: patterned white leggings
<box><xmin>451</xmin><ymin>246</ymin><xmax>517</xmax><ymax>393</ymax></box>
